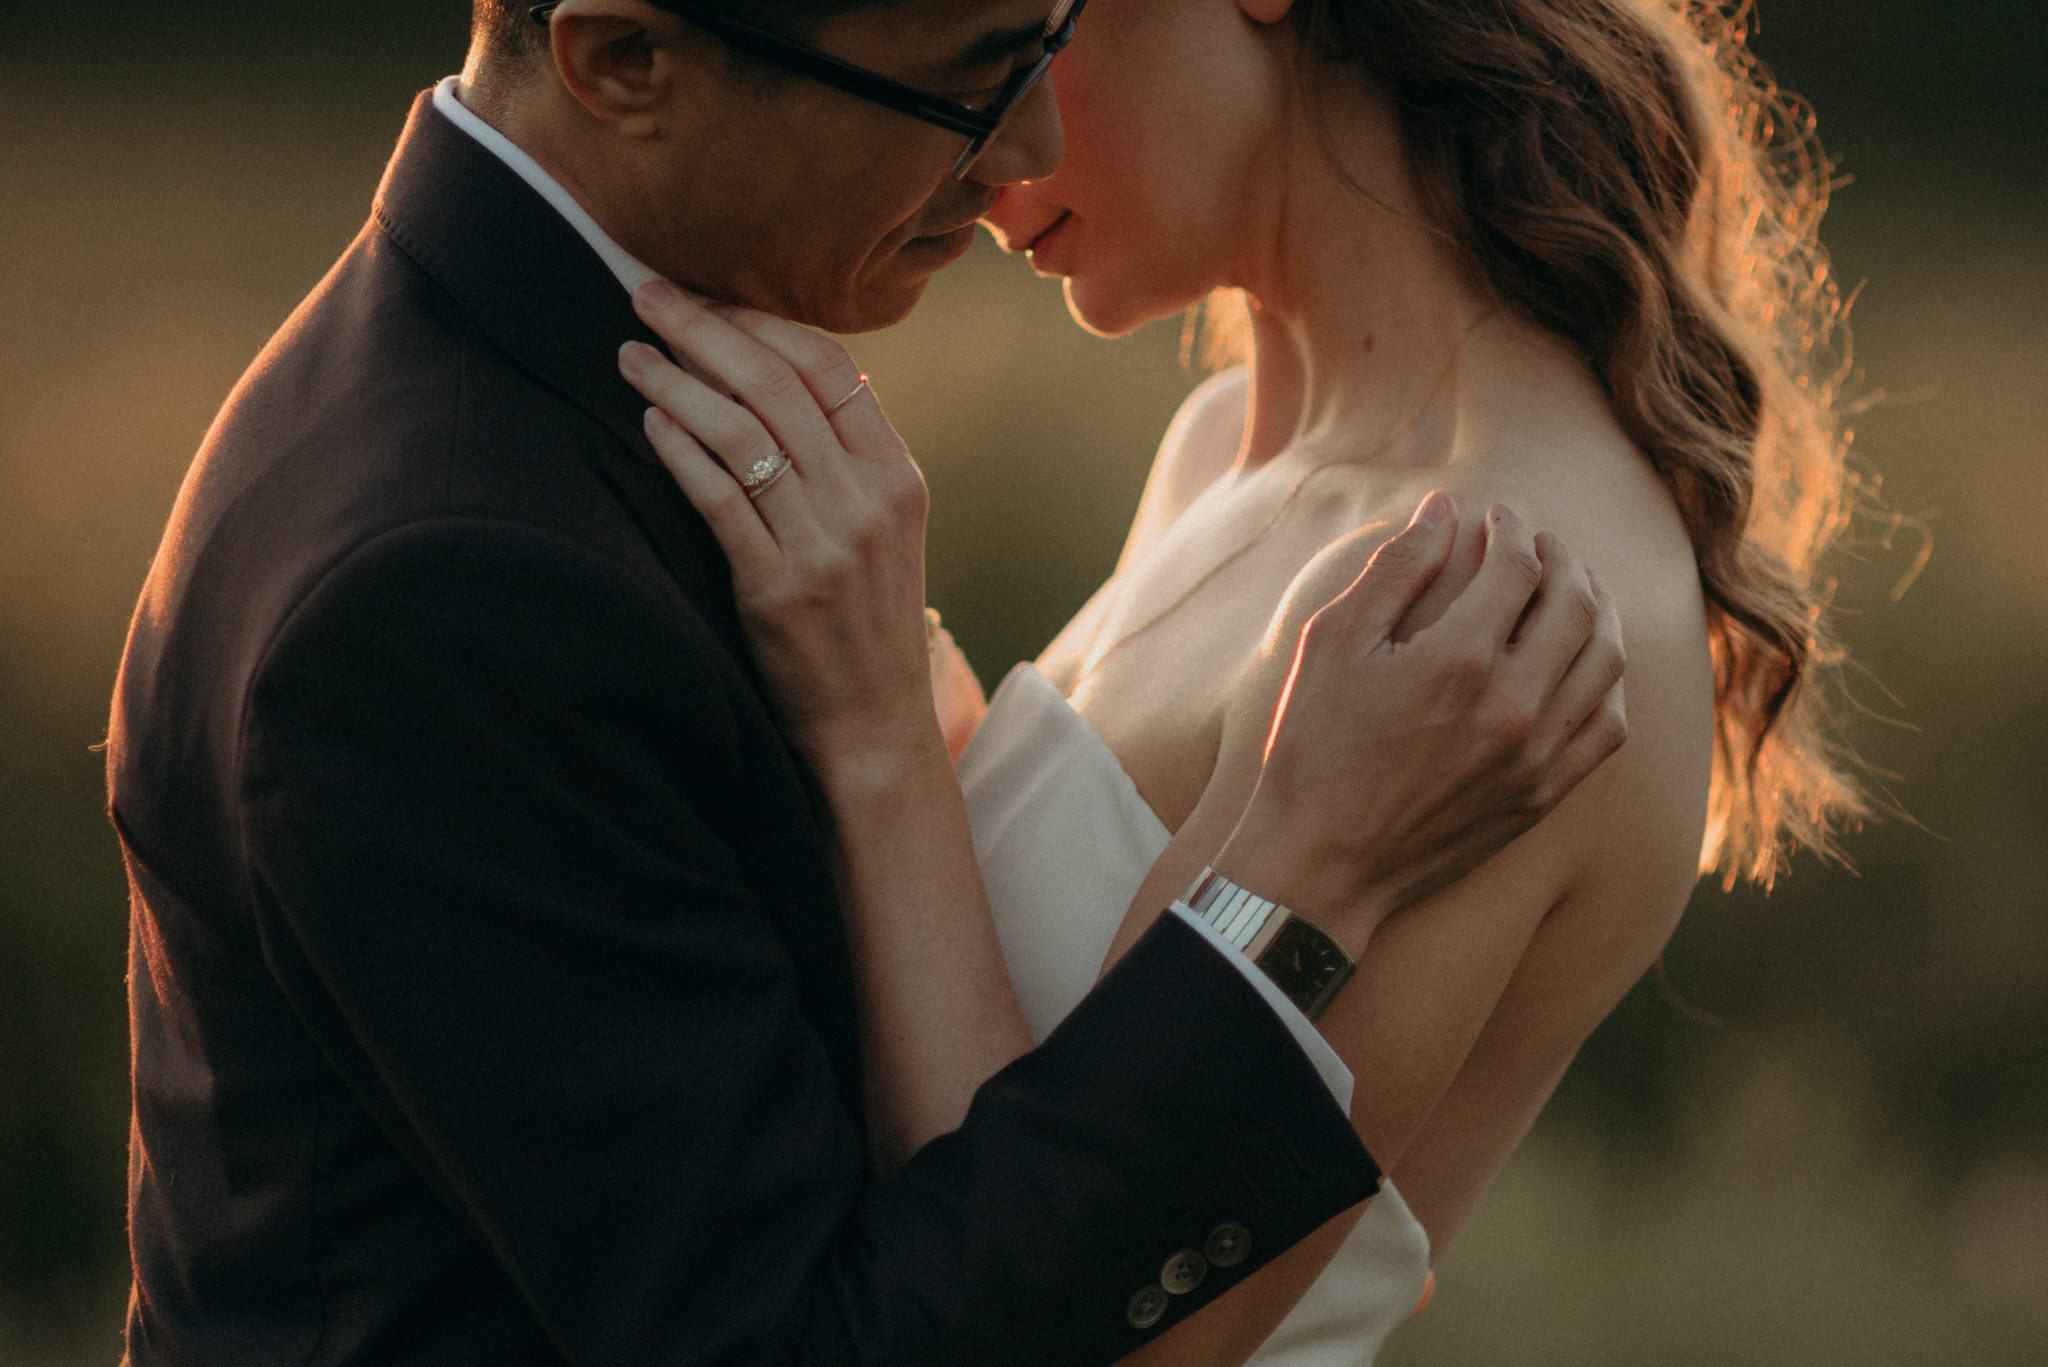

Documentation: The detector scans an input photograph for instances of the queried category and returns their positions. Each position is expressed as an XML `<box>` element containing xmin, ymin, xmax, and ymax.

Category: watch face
<box><xmin>1260</xmin><ymin>917</ymin><xmax>1352</xmax><ymax>1014</ymax></box>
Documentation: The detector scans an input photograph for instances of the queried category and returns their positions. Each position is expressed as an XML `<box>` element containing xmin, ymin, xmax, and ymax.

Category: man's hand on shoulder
<box><xmin>1213</xmin><ymin>493</ymin><xmax>1629</xmax><ymax>960</ymax></box>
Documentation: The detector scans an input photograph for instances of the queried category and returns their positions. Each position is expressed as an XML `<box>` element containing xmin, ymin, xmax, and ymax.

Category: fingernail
<box><xmin>619</xmin><ymin>340</ymin><xmax>652</xmax><ymax>371</ymax></box>
<box><xmin>643</xmin><ymin>406</ymin><xmax>675</xmax><ymax>436</ymax></box>
<box><xmin>634</xmin><ymin>279</ymin><xmax>683</xmax><ymax>312</ymax></box>
<box><xmin>1412</xmin><ymin>490</ymin><xmax>1453</xmax><ymax>529</ymax></box>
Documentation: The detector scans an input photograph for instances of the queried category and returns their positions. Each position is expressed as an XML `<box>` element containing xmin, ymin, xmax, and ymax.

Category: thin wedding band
<box><xmin>826</xmin><ymin>375</ymin><xmax>871</xmax><ymax>418</ymax></box>
<box><xmin>741</xmin><ymin>450</ymin><xmax>793</xmax><ymax>500</ymax></box>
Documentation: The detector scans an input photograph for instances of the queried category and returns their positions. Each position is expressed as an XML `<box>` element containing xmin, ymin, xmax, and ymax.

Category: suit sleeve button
<box><xmin>1205</xmin><ymin>1222</ymin><xmax>1251</xmax><ymax>1268</ymax></box>
<box><xmin>1127</xmin><ymin>1284</ymin><xmax>1169</xmax><ymax>1329</ymax></box>
<box><xmin>1160</xmin><ymin>1248</ymin><xmax>1209</xmax><ymax>1295</ymax></box>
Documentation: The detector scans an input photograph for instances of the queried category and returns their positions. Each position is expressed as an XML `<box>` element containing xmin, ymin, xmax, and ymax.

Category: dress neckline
<box><xmin>986</xmin><ymin>663</ymin><xmax>1171</xmax><ymax>837</ymax></box>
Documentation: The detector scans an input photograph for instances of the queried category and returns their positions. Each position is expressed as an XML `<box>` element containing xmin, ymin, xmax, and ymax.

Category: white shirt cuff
<box><xmin>1167</xmin><ymin>902</ymin><xmax>1355</xmax><ymax>1115</ymax></box>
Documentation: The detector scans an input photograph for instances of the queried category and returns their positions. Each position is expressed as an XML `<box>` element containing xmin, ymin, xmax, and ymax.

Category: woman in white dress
<box><xmin>617</xmin><ymin>0</ymin><xmax>1859</xmax><ymax>1359</ymax></box>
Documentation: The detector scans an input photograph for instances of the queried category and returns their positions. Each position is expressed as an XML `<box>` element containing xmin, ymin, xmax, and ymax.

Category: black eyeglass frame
<box><xmin>529</xmin><ymin>0</ymin><xmax>1086</xmax><ymax>177</ymax></box>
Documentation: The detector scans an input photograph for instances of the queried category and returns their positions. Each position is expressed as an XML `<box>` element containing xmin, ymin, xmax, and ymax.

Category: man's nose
<box><xmin>967</xmin><ymin>73</ymin><xmax>1064</xmax><ymax>187</ymax></box>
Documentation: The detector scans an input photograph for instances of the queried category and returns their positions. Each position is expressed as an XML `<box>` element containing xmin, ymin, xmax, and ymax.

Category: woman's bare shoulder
<box><xmin>1470</xmin><ymin>434</ymin><xmax>1712</xmax><ymax>867</ymax></box>
<box><xmin>1394</xmin><ymin>486</ymin><xmax>1715</xmax><ymax>1229</ymax></box>
<box><xmin>1437</xmin><ymin>425</ymin><xmax>1717</xmax><ymax>1040</ymax></box>
<box><xmin>1370</xmin><ymin>442</ymin><xmax>1718</xmax><ymax>1250</ymax></box>
<box><xmin>1339</xmin><ymin>399</ymin><xmax>1716</xmax><ymax>902</ymax></box>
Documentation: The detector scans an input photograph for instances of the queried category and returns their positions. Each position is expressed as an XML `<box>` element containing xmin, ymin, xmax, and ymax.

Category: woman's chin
<box><xmin>1059</xmin><ymin>278</ymin><xmax>1160</xmax><ymax>341</ymax></box>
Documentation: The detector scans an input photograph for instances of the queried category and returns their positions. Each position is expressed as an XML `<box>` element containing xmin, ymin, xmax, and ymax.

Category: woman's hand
<box><xmin>1214</xmin><ymin>492</ymin><xmax>1628</xmax><ymax>956</ymax></box>
<box><xmin>618</xmin><ymin>281</ymin><xmax>939</xmax><ymax>774</ymax></box>
<box><xmin>620</xmin><ymin>282</ymin><xmax>1029</xmax><ymax>1165</ymax></box>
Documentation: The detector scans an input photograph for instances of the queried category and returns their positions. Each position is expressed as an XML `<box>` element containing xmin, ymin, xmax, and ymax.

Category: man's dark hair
<box><xmin>472</xmin><ymin>0</ymin><xmax>549</xmax><ymax>76</ymax></box>
<box><xmin>471</xmin><ymin>0</ymin><xmax>891</xmax><ymax>76</ymax></box>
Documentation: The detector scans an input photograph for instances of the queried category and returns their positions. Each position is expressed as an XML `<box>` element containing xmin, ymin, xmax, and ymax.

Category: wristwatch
<box><xmin>1184</xmin><ymin>868</ymin><xmax>1356</xmax><ymax>1022</ymax></box>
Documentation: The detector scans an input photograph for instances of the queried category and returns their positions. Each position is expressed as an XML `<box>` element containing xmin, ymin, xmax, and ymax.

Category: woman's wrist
<box><xmin>802</xmin><ymin>709</ymin><xmax>955</xmax><ymax>805</ymax></box>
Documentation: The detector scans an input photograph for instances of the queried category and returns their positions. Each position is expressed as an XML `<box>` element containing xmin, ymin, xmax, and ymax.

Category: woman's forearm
<box><xmin>811</xmin><ymin>725</ymin><xmax>1033</xmax><ymax>1169</ymax></box>
<box><xmin>611</xmin><ymin>290</ymin><xmax>1032</xmax><ymax>1170</ymax></box>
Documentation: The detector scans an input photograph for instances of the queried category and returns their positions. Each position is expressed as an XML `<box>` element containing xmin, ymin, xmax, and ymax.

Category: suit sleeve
<box><xmin>237</xmin><ymin>517</ymin><xmax>1380</xmax><ymax>1367</ymax></box>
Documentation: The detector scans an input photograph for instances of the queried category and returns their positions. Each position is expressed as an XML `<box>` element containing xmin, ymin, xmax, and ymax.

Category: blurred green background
<box><xmin>3</xmin><ymin>3</ymin><xmax>2043</xmax><ymax>1362</ymax></box>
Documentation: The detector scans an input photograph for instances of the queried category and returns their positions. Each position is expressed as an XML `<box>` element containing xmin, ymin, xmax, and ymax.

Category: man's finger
<box><xmin>1322</xmin><ymin>490</ymin><xmax>1459</xmax><ymax>647</ymax></box>
<box><xmin>1428</xmin><ymin>503</ymin><xmax>1545</xmax><ymax>650</ymax></box>
<box><xmin>1500</xmin><ymin>533</ymin><xmax>1599</xmax><ymax>700</ymax></box>
<box><xmin>1532</xmin><ymin>570</ymin><xmax>1628</xmax><ymax>761</ymax></box>
<box><xmin>1544</xmin><ymin>677</ymin><xmax>1630</xmax><ymax>807</ymax></box>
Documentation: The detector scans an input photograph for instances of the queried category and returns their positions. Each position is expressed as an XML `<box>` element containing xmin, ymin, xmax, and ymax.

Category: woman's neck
<box><xmin>1233</xmin><ymin>86</ymin><xmax>1496</xmax><ymax>473</ymax></box>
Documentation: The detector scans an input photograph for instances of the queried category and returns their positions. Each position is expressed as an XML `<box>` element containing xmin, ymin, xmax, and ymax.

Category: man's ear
<box><xmin>1238</xmin><ymin>0</ymin><xmax>1296</xmax><ymax>24</ymax></box>
<box><xmin>545</xmin><ymin>0</ymin><xmax>689</xmax><ymax>138</ymax></box>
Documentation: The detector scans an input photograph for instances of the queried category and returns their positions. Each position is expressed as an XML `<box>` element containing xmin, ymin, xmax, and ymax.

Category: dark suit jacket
<box><xmin>105</xmin><ymin>91</ymin><xmax>1379</xmax><ymax>1367</ymax></box>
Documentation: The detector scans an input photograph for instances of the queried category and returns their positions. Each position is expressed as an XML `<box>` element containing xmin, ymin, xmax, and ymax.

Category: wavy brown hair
<box><xmin>1210</xmin><ymin>0</ymin><xmax>1867</xmax><ymax>887</ymax></box>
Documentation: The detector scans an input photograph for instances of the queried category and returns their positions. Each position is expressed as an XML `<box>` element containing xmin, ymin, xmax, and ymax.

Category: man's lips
<box><xmin>915</xmin><ymin>194</ymin><xmax>1000</xmax><ymax>243</ymax></box>
<box><xmin>914</xmin><ymin>216</ymin><xmax>983</xmax><ymax>242</ymax></box>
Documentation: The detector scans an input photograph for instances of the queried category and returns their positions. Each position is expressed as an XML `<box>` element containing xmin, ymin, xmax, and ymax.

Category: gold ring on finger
<box><xmin>826</xmin><ymin>374</ymin><xmax>871</xmax><ymax>417</ymax></box>
<box><xmin>741</xmin><ymin>449</ymin><xmax>793</xmax><ymax>500</ymax></box>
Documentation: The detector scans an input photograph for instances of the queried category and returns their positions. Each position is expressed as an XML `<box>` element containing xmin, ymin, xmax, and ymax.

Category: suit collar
<box><xmin>426</xmin><ymin>77</ymin><xmax>666</xmax><ymax>300</ymax></box>
<box><xmin>371</xmin><ymin>90</ymin><xmax>666</xmax><ymax>471</ymax></box>
<box><xmin>370</xmin><ymin>90</ymin><xmax>743</xmax><ymax>606</ymax></box>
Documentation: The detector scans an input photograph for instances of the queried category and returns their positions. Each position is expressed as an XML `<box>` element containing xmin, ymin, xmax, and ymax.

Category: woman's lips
<box><xmin>1021</xmin><ymin>210</ymin><xmax>1076</xmax><ymax>273</ymax></box>
<box><xmin>981</xmin><ymin>194</ymin><xmax>1077</xmax><ymax>276</ymax></box>
<box><xmin>1022</xmin><ymin>210</ymin><xmax>1072</xmax><ymax>256</ymax></box>
<box><xmin>983</xmin><ymin>193</ymin><xmax>1066</xmax><ymax>254</ymax></box>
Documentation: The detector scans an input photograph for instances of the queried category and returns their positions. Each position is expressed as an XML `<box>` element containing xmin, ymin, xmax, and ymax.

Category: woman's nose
<box><xmin>967</xmin><ymin>73</ymin><xmax>1065</xmax><ymax>187</ymax></box>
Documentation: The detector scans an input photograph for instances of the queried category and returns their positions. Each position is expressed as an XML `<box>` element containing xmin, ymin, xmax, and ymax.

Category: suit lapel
<box><xmin>368</xmin><ymin>93</ymin><xmax>866</xmax><ymax>1125</ymax></box>
<box><xmin>371</xmin><ymin>93</ymin><xmax>735</xmax><ymax>610</ymax></box>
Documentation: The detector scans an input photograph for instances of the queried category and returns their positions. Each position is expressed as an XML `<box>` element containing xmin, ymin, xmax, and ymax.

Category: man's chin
<box><xmin>812</xmin><ymin>270</ymin><xmax>938</xmax><ymax>336</ymax></box>
<box><xmin>780</xmin><ymin>221</ymin><xmax>974</xmax><ymax>333</ymax></box>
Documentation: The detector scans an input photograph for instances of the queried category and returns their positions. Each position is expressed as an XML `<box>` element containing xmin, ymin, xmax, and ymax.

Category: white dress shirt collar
<box><xmin>432</xmin><ymin>75</ymin><xmax>664</xmax><ymax>298</ymax></box>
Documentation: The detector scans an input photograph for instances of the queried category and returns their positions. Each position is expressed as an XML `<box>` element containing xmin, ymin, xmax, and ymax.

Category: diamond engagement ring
<box><xmin>826</xmin><ymin>375</ymin><xmax>871</xmax><ymax>417</ymax></box>
<box><xmin>741</xmin><ymin>450</ymin><xmax>793</xmax><ymax>499</ymax></box>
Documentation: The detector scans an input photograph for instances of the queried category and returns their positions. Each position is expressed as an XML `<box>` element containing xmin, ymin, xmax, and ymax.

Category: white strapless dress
<box><xmin>957</xmin><ymin>664</ymin><xmax>1431</xmax><ymax>1366</ymax></box>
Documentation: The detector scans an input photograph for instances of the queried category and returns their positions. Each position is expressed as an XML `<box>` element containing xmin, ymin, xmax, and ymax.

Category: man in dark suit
<box><xmin>106</xmin><ymin>2</ymin><xmax>1622</xmax><ymax>1363</ymax></box>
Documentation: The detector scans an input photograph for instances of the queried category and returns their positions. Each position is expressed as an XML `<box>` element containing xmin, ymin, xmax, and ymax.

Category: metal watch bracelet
<box><xmin>1184</xmin><ymin>868</ymin><xmax>1357</xmax><ymax>1022</ymax></box>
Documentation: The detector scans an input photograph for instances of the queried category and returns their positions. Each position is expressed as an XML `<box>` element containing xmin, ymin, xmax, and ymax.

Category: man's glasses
<box><xmin>530</xmin><ymin>0</ymin><xmax>1086</xmax><ymax>178</ymax></box>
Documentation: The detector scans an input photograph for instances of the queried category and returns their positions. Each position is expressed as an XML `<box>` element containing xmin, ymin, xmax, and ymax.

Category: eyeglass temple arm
<box><xmin>527</xmin><ymin>3</ymin><xmax>1003</xmax><ymax>140</ymax></box>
